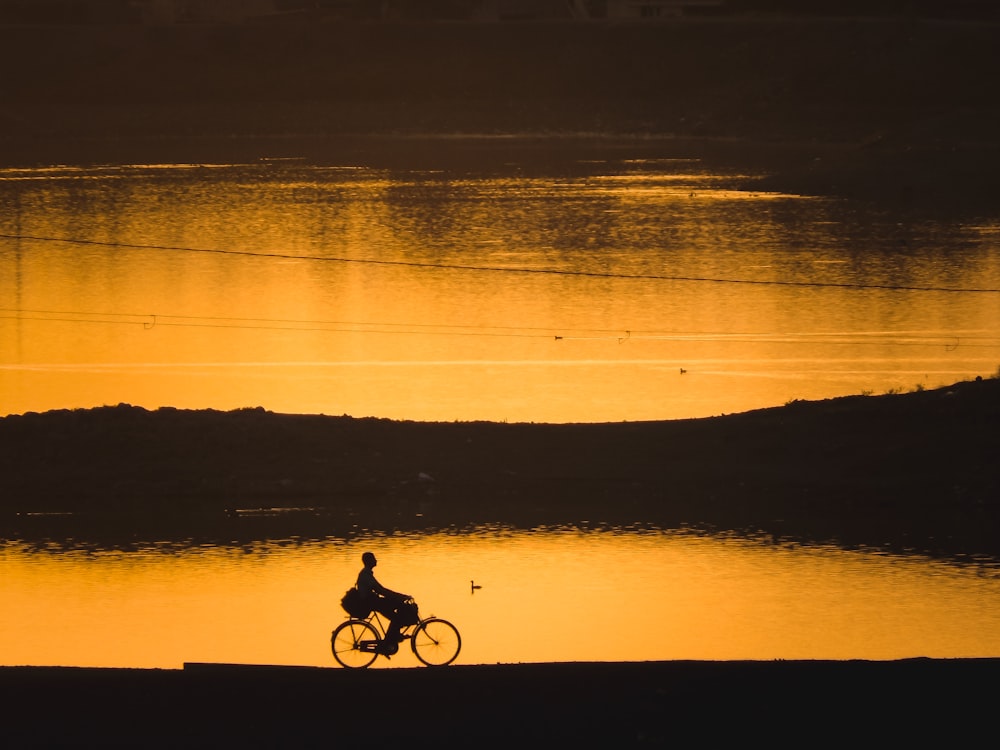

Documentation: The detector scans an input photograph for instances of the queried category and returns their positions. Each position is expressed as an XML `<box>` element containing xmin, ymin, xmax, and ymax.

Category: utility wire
<box><xmin>0</xmin><ymin>309</ymin><xmax>560</xmax><ymax>339</ymax></box>
<box><xmin>3</xmin><ymin>308</ymin><xmax>999</xmax><ymax>350</ymax></box>
<box><xmin>3</xmin><ymin>232</ymin><xmax>999</xmax><ymax>294</ymax></box>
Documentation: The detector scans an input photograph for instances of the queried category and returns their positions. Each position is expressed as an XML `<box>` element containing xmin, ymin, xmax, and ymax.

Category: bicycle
<box><xmin>331</xmin><ymin>605</ymin><xmax>462</xmax><ymax>669</ymax></box>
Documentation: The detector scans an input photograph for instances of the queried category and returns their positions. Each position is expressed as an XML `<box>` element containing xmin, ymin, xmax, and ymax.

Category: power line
<box><xmin>0</xmin><ymin>309</ymin><xmax>562</xmax><ymax>339</ymax></box>
<box><xmin>4</xmin><ymin>308</ymin><xmax>999</xmax><ymax>350</ymax></box>
<box><xmin>3</xmin><ymin>232</ymin><xmax>999</xmax><ymax>294</ymax></box>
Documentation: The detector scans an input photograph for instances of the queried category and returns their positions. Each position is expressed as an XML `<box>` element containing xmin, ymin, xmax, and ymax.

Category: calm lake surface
<box><xmin>2</xmin><ymin>142</ymin><xmax>999</xmax><ymax>422</ymax></box>
<box><xmin>3</xmin><ymin>526</ymin><xmax>999</xmax><ymax>670</ymax></box>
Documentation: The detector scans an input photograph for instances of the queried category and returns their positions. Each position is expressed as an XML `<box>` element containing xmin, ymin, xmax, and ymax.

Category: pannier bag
<box><xmin>341</xmin><ymin>587</ymin><xmax>371</xmax><ymax>618</ymax></box>
<box><xmin>397</xmin><ymin>599</ymin><xmax>419</xmax><ymax>625</ymax></box>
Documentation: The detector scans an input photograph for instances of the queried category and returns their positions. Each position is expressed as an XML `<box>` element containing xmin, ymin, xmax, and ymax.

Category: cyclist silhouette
<box><xmin>356</xmin><ymin>551</ymin><xmax>412</xmax><ymax>653</ymax></box>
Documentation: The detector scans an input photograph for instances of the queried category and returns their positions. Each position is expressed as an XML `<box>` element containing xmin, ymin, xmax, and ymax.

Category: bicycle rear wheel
<box><xmin>331</xmin><ymin>620</ymin><xmax>380</xmax><ymax>669</ymax></box>
<box><xmin>410</xmin><ymin>618</ymin><xmax>461</xmax><ymax>667</ymax></box>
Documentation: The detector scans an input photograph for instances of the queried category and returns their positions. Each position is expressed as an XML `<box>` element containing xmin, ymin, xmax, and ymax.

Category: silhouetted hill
<box><xmin>2</xmin><ymin>378</ymin><xmax>997</xmax><ymax>559</ymax></box>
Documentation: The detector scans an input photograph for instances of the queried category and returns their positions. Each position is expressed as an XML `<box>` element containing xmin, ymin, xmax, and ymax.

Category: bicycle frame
<box><xmin>359</xmin><ymin>609</ymin><xmax>420</xmax><ymax>640</ymax></box>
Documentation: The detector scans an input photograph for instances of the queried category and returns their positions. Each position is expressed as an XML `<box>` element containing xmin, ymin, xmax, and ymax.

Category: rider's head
<box><xmin>362</xmin><ymin>551</ymin><xmax>377</xmax><ymax>568</ymax></box>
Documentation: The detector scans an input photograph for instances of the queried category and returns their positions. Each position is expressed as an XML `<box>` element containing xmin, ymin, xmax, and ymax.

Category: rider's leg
<box><xmin>372</xmin><ymin>601</ymin><xmax>402</xmax><ymax>644</ymax></box>
<box><xmin>386</xmin><ymin>615</ymin><xmax>402</xmax><ymax>643</ymax></box>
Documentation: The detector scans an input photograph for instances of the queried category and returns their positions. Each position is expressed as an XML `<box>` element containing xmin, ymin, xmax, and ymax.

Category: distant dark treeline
<box><xmin>0</xmin><ymin>0</ymin><xmax>996</xmax><ymax>26</ymax></box>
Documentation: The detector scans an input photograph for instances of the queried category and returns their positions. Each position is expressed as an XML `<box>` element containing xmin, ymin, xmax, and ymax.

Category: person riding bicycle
<box><xmin>356</xmin><ymin>551</ymin><xmax>414</xmax><ymax>654</ymax></box>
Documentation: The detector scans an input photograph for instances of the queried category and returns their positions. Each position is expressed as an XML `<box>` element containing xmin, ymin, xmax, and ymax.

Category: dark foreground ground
<box><xmin>2</xmin><ymin>659</ymin><xmax>998</xmax><ymax>747</ymax></box>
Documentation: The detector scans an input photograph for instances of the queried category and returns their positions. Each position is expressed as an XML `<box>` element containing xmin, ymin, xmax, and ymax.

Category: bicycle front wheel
<box><xmin>331</xmin><ymin>620</ymin><xmax>380</xmax><ymax>669</ymax></box>
<box><xmin>410</xmin><ymin>618</ymin><xmax>461</xmax><ymax>667</ymax></box>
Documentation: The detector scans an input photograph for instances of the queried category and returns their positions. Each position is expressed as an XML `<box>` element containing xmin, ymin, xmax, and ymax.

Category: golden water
<box><xmin>2</xmin><ymin>151</ymin><xmax>998</xmax><ymax>422</ymax></box>
<box><xmin>3</xmin><ymin>528</ymin><xmax>998</xmax><ymax>669</ymax></box>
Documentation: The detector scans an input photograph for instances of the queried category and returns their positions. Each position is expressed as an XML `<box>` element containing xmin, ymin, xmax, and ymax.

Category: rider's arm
<box><xmin>358</xmin><ymin>568</ymin><xmax>406</xmax><ymax>599</ymax></box>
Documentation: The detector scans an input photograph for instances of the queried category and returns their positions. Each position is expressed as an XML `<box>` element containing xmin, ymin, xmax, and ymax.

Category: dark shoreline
<box><xmin>2</xmin><ymin>378</ymin><xmax>999</xmax><ymax>561</ymax></box>
<box><xmin>3</xmin><ymin>659</ymin><xmax>998</xmax><ymax>746</ymax></box>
